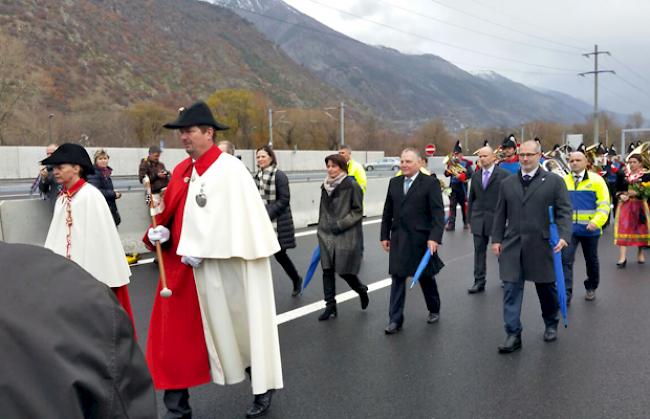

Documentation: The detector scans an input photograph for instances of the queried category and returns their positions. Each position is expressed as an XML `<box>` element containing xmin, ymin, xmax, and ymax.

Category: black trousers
<box><xmin>274</xmin><ymin>249</ymin><xmax>301</xmax><ymax>283</ymax></box>
<box><xmin>561</xmin><ymin>234</ymin><xmax>600</xmax><ymax>293</ymax></box>
<box><xmin>322</xmin><ymin>268</ymin><xmax>367</xmax><ymax>306</ymax></box>
<box><xmin>163</xmin><ymin>389</ymin><xmax>191</xmax><ymax>419</ymax></box>
<box><xmin>448</xmin><ymin>184</ymin><xmax>468</xmax><ymax>226</ymax></box>
<box><xmin>388</xmin><ymin>274</ymin><xmax>440</xmax><ymax>326</ymax></box>
<box><xmin>473</xmin><ymin>233</ymin><xmax>490</xmax><ymax>285</ymax></box>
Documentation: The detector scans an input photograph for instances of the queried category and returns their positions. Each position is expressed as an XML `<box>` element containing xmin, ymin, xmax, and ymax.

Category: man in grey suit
<box><xmin>467</xmin><ymin>146</ymin><xmax>511</xmax><ymax>293</ymax></box>
<box><xmin>492</xmin><ymin>140</ymin><xmax>572</xmax><ymax>353</ymax></box>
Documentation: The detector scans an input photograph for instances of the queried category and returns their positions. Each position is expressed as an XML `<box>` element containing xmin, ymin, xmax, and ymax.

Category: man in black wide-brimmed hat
<box><xmin>143</xmin><ymin>102</ymin><xmax>283</xmax><ymax>418</ymax></box>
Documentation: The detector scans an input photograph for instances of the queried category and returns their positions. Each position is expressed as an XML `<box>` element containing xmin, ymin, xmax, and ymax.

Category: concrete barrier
<box><xmin>0</xmin><ymin>176</ymin><xmax>393</xmax><ymax>253</ymax></box>
<box><xmin>0</xmin><ymin>146</ymin><xmax>385</xmax><ymax>179</ymax></box>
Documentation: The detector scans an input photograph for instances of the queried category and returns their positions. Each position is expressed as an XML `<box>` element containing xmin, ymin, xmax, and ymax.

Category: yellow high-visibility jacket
<box><xmin>563</xmin><ymin>170</ymin><xmax>610</xmax><ymax>236</ymax></box>
<box><xmin>348</xmin><ymin>159</ymin><xmax>367</xmax><ymax>195</ymax></box>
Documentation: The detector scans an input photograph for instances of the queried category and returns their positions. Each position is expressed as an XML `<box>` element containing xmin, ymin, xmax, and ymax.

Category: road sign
<box><xmin>425</xmin><ymin>144</ymin><xmax>436</xmax><ymax>156</ymax></box>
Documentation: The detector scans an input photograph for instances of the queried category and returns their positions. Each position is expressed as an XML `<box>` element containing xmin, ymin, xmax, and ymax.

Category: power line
<box><xmin>424</xmin><ymin>0</ymin><xmax>587</xmax><ymax>51</ymax></box>
<box><xmin>599</xmin><ymin>82</ymin><xmax>648</xmax><ymax>112</ymax></box>
<box><xmin>615</xmin><ymin>74</ymin><xmax>650</xmax><ymax>101</ymax></box>
<box><xmin>303</xmin><ymin>0</ymin><xmax>585</xmax><ymax>72</ymax></box>
<box><xmin>464</xmin><ymin>0</ymin><xmax>589</xmax><ymax>48</ymax></box>
<box><xmin>376</xmin><ymin>0</ymin><xmax>578</xmax><ymax>55</ymax></box>
<box><xmin>608</xmin><ymin>56</ymin><xmax>650</xmax><ymax>89</ymax></box>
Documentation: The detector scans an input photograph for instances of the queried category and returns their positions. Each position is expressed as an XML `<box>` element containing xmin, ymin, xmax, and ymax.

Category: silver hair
<box><xmin>401</xmin><ymin>147</ymin><xmax>422</xmax><ymax>159</ymax></box>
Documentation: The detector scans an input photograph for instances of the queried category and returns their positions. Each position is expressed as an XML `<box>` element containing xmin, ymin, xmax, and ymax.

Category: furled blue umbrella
<box><xmin>409</xmin><ymin>250</ymin><xmax>432</xmax><ymax>289</ymax></box>
<box><xmin>548</xmin><ymin>206</ymin><xmax>569</xmax><ymax>328</ymax></box>
<box><xmin>301</xmin><ymin>245</ymin><xmax>321</xmax><ymax>293</ymax></box>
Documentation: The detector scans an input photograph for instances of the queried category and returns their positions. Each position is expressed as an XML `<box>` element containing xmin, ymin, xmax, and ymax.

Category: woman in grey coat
<box><xmin>254</xmin><ymin>145</ymin><xmax>303</xmax><ymax>296</ymax></box>
<box><xmin>317</xmin><ymin>154</ymin><xmax>369</xmax><ymax>321</ymax></box>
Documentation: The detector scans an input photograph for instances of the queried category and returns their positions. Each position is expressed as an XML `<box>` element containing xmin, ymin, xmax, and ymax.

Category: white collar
<box><xmin>521</xmin><ymin>166</ymin><xmax>539</xmax><ymax>178</ymax></box>
<box><xmin>405</xmin><ymin>171</ymin><xmax>419</xmax><ymax>182</ymax></box>
<box><xmin>573</xmin><ymin>170</ymin><xmax>586</xmax><ymax>179</ymax></box>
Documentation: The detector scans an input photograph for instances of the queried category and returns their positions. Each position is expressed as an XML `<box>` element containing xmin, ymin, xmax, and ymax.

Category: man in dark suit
<box><xmin>467</xmin><ymin>146</ymin><xmax>511</xmax><ymax>293</ymax></box>
<box><xmin>381</xmin><ymin>148</ymin><xmax>445</xmax><ymax>334</ymax></box>
<box><xmin>492</xmin><ymin>140</ymin><xmax>572</xmax><ymax>353</ymax></box>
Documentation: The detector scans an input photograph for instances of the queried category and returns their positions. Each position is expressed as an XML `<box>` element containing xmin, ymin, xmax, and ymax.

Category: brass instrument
<box><xmin>541</xmin><ymin>144</ymin><xmax>570</xmax><ymax>176</ymax></box>
<box><xmin>443</xmin><ymin>152</ymin><xmax>467</xmax><ymax>177</ymax></box>
<box><xmin>626</xmin><ymin>141</ymin><xmax>650</xmax><ymax>169</ymax></box>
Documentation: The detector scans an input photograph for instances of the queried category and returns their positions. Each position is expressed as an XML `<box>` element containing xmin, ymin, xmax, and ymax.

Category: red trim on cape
<box><xmin>194</xmin><ymin>145</ymin><xmax>222</xmax><ymax>176</ymax></box>
<box><xmin>61</xmin><ymin>178</ymin><xmax>86</xmax><ymax>197</ymax></box>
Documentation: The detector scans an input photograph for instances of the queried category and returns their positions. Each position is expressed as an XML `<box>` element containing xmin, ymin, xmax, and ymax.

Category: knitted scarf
<box><xmin>254</xmin><ymin>164</ymin><xmax>278</xmax><ymax>232</ymax></box>
<box><xmin>323</xmin><ymin>172</ymin><xmax>347</xmax><ymax>196</ymax></box>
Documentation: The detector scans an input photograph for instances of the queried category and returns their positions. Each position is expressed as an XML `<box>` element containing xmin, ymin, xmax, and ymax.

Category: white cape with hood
<box><xmin>177</xmin><ymin>152</ymin><xmax>283</xmax><ymax>394</ymax></box>
<box><xmin>44</xmin><ymin>183</ymin><xmax>131</xmax><ymax>288</ymax></box>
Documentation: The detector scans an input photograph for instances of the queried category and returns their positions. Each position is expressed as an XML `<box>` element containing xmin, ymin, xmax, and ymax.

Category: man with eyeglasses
<box><xmin>492</xmin><ymin>140</ymin><xmax>572</xmax><ymax>354</ymax></box>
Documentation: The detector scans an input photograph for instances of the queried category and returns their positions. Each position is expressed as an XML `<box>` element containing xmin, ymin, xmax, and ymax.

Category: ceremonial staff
<box><xmin>143</xmin><ymin>176</ymin><xmax>172</xmax><ymax>298</ymax></box>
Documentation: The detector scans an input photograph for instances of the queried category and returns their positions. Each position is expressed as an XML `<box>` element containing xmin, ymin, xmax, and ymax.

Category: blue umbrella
<box><xmin>301</xmin><ymin>245</ymin><xmax>321</xmax><ymax>293</ymax></box>
<box><xmin>548</xmin><ymin>206</ymin><xmax>569</xmax><ymax>328</ymax></box>
<box><xmin>409</xmin><ymin>250</ymin><xmax>432</xmax><ymax>289</ymax></box>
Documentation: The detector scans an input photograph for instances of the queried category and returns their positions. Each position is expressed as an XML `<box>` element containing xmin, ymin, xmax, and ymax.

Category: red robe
<box><xmin>142</xmin><ymin>146</ymin><xmax>223</xmax><ymax>389</ymax></box>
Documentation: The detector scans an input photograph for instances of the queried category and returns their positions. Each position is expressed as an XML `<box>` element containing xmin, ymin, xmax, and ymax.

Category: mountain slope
<box><xmin>220</xmin><ymin>0</ymin><xmax>589</xmax><ymax>129</ymax></box>
<box><xmin>0</xmin><ymin>0</ymin><xmax>346</xmax><ymax>111</ymax></box>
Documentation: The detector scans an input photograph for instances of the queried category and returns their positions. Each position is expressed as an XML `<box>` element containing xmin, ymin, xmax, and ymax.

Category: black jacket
<box><xmin>87</xmin><ymin>166</ymin><xmax>121</xmax><ymax>226</ymax></box>
<box><xmin>467</xmin><ymin>166</ymin><xmax>511</xmax><ymax>237</ymax></box>
<box><xmin>0</xmin><ymin>242</ymin><xmax>156</xmax><ymax>419</ymax></box>
<box><xmin>266</xmin><ymin>170</ymin><xmax>296</xmax><ymax>250</ymax></box>
<box><xmin>317</xmin><ymin>176</ymin><xmax>364</xmax><ymax>275</ymax></box>
<box><xmin>381</xmin><ymin>173</ymin><xmax>445</xmax><ymax>278</ymax></box>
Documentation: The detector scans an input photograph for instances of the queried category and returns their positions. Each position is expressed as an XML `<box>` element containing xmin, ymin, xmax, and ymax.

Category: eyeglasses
<box><xmin>519</xmin><ymin>153</ymin><xmax>539</xmax><ymax>158</ymax></box>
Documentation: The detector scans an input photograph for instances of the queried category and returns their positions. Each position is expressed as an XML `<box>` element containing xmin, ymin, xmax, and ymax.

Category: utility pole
<box><xmin>268</xmin><ymin>108</ymin><xmax>273</xmax><ymax>147</ymax></box>
<box><xmin>48</xmin><ymin>114</ymin><xmax>54</xmax><ymax>144</ymax></box>
<box><xmin>579</xmin><ymin>44</ymin><xmax>615</xmax><ymax>145</ymax></box>
<box><xmin>464</xmin><ymin>128</ymin><xmax>468</xmax><ymax>151</ymax></box>
<box><xmin>339</xmin><ymin>102</ymin><xmax>345</xmax><ymax>146</ymax></box>
<box><xmin>520</xmin><ymin>125</ymin><xmax>525</xmax><ymax>142</ymax></box>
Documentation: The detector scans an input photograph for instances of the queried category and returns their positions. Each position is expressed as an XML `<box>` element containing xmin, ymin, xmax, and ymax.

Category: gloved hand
<box><xmin>181</xmin><ymin>255</ymin><xmax>203</xmax><ymax>268</ymax></box>
<box><xmin>147</xmin><ymin>225</ymin><xmax>170</xmax><ymax>244</ymax></box>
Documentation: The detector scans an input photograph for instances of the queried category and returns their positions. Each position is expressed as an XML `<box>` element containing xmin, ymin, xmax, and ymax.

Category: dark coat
<box><xmin>317</xmin><ymin>176</ymin><xmax>364</xmax><ymax>275</ymax></box>
<box><xmin>0</xmin><ymin>242</ymin><xmax>156</xmax><ymax>419</ymax></box>
<box><xmin>381</xmin><ymin>173</ymin><xmax>445</xmax><ymax>278</ymax></box>
<box><xmin>266</xmin><ymin>169</ymin><xmax>296</xmax><ymax>250</ymax></box>
<box><xmin>491</xmin><ymin>168</ymin><xmax>572</xmax><ymax>283</ymax></box>
<box><xmin>87</xmin><ymin>165</ymin><xmax>121</xmax><ymax>226</ymax></box>
<box><xmin>138</xmin><ymin>158</ymin><xmax>169</xmax><ymax>193</ymax></box>
<box><xmin>467</xmin><ymin>165</ymin><xmax>511</xmax><ymax>237</ymax></box>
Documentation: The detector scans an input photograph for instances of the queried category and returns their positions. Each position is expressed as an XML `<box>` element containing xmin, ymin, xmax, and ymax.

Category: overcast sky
<box><xmin>281</xmin><ymin>0</ymin><xmax>650</xmax><ymax>120</ymax></box>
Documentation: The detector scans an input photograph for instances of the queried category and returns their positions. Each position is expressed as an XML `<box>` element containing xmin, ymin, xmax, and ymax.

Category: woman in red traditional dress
<box><xmin>614</xmin><ymin>153</ymin><xmax>650</xmax><ymax>267</ymax></box>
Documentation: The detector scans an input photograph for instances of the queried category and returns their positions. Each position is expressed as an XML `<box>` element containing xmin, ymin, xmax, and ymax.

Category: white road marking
<box><xmin>131</xmin><ymin>217</ymin><xmax>473</xmax><ymax>325</ymax></box>
<box><xmin>275</xmin><ymin>251</ymin><xmax>473</xmax><ymax>325</ymax></box>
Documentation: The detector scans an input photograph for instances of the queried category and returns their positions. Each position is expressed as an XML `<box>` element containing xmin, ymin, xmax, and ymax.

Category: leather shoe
<box><xmin>246</xmin><ymin>390</ymin><xmax>274</xmax><ymax>418</ymax></box>
<box><xmin>543</xmin><ymin>326</ymin><xmax>558</xmax><ymax>342</ymax></box>
<box><xmin>426</xmin><ymin>312</ymin><xmax>440</xmax><ymax>324</ymax></box>
<box><xmin>585</xmin><ymin>290</ymin><xmax>596</xmax><ymax>301</ymax></box>
<box><xmin>445</xmin><ymin>224</ymin><xmax>455</xmax><ymax>231</ymax></box>
<box><xmin>359</xmin><ymin>290</ymin><xmax>369</xmax><ymax>310</ymax></box>
<box><xmin>384</xmin><ymin>322</ymin><xmax>401</xmax><ymax>334</ymax></box>
<box><xmin>498</xmin><ymin>335</ymin><xmax>522</xmax><ymax>353</ymax></box>
<box><xmin>318</xmin><ymin>305</ymin><xmax>337</xmax><ymax>321</ymax></box>
<box><xmin>291</xmin><ymin>277</ymin><xmax>303</xmax><ymax>297</ymax></box>
<box><xmin>467</xmin><ymin>283</ymin><xmax>485</xmax><ymax>294</ymax></box>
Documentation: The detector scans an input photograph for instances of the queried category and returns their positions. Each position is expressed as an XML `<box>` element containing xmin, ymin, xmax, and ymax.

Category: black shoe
<box><xmin>426</xmin><ymin>313</ymin><xmax>440</xmax><ymax>324</ymax></box>
<box><xmin>566</xmin><ymin>292</ymin><xmax>572</xmax><ymax>306</ymax></box>
<box><xmin>498</xmin><ymin>335</ymin><xmax>522</xmax><ymax>354</ymax></box>
<box><xmin>291</xmin><ymin>277</ymin><xmax>303</xmax><ymax>297</ymax></box>
<box><xmin>384</xmin><ymin>322</ymin><xmax>401</xmax><ymax>334</ymax></box>
<box><xmin>463</xmin><ymin>223</ymin><xmax>469</xmax><ymax>230</ymax></box>
<box><xmin>616</xmin><ymin>259</ymin><xmax>627</xmax><ymax>268</ymax></box>
<box><xmin>543</xmin><ymin>326</ymin><xmax>558</xmax><ymax>342</ymax></box>
<box><xmin>445</xmin><ymin>224</ymin><xmax>455</xmax><ymax>231</ymax></box>
<box><xmin>246</xmin><ymin>390</ymin><xmax>274</xmax><ymax>418</ymax></box>
<box><xmin>318</xmin><ymin>305</ymin><xmax>337</xmax><ymax>321</ymax></box>
<box><xmin>359</xmin><ymin>290</ymin><xmax>369</xmax><ymax>310</ymax></box>
<box><xmin>468</xmin><ymin>283</ymin><xmax>485</xmax><ymax>294</ymax></box>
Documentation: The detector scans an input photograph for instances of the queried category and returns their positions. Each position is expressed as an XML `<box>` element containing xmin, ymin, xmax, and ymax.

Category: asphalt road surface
<box><xmin>128</xmin><ymin>220</ymin><xmax>650</xmax><ymax>419</ymax></box>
